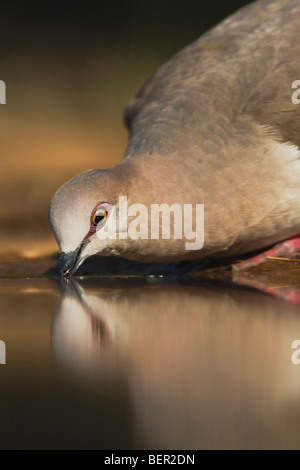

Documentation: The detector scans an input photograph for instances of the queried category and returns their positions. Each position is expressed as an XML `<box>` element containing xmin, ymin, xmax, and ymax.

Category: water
<box><xmin>1</xmin><ymin>258</ymin><xmax>300</xmax><ymax>449</ymax></box>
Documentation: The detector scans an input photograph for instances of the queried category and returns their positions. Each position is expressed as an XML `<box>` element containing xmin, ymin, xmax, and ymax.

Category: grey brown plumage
<box><xmin>50</xmin><ymin>0</ymin><xmax>300</xmax><ymax>273</ymax></box>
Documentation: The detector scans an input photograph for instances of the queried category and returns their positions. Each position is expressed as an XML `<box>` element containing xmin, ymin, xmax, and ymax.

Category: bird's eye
<box><xmin>92</xmin><ymin>207</ymin><xmax>108</xmax><ymax>226</ymax></box>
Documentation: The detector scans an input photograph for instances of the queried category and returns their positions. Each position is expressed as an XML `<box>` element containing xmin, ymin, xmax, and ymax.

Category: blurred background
<box><xmin>0</xmin><ymin>0</ymin><xmax>250</xmax><ymax>259</ymax></box>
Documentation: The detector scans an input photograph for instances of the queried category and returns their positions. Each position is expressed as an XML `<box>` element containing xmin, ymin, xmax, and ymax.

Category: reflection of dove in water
<box><xmin>52</xmin><ymin>280</ymin><xmax>130</xmax><ymax>376</ymax></box>
<box><xmin>50</xmin><ymin>0</ymin><xmax>300</xmax><ymax>276</ymax></box>
<box><xmin>52</xmin><ymin>279</ymin><xmax>300</xmax><ymax>449</ymax></box>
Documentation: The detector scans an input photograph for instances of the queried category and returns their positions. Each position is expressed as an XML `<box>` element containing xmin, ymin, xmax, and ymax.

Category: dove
<box><xmin>50</xmin><ymin>0</ymin><xmax>300</xmax><ymax>275</ymax></box>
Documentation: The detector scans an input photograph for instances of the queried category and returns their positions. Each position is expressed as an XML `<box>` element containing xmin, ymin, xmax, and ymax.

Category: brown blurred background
<box><xmin>0</xmin><ymin>0</ymin><xmax>249</xmax><ymax>258</ymax></box>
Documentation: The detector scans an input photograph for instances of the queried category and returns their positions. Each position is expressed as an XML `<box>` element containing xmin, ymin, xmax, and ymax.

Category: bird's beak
<box><xmin>58</xmin><ymin>243</ymin><xmax>85</xmax><ymax>276</ymax></box>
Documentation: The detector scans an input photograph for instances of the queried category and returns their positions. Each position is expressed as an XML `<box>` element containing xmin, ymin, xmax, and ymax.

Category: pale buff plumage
<box><xmin>50</xmin><ymin>0</ymin><xmax>300</xmax><ymax>274</ymax></box>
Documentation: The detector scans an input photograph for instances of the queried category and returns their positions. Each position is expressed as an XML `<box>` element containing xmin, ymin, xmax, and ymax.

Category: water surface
<box><xmin>1</xmin><ymin>258</ymin><xmax>300</xmax><ymax>449</ymax></box>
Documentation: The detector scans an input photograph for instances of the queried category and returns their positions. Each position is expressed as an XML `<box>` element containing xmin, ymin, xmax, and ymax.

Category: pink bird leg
<box><xmin>232</xmin><ymin>236</ymin><xmax>300</xmax><ymax>271</ymax></box>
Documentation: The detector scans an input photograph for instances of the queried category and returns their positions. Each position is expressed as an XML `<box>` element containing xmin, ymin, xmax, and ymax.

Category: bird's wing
<box><xmin>121</xmin><ymin>0</ymin><xmax>300</xmax><ymax>258</ymax></box>
<box><xmin>123</xmin><ymin>0</ymin><xmax>300</xmax><ymax>155</ymax></box>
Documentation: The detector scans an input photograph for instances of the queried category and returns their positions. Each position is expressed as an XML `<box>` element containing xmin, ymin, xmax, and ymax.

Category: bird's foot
<box><xmin>232</xmin><ymin>235</ymin><xmax>300</xmax><ymax>271</ymax></box>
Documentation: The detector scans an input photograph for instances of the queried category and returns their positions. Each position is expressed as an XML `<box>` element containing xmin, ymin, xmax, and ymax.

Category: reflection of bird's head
<box><xmin>49</xmin><ymin>168</ymin><xmax>128</xmax><ymax>275</ymax></box>
<box><xmin>51</xmin><ymin>279</ymin><xmax>129</xmax><ymax>379</ymax></box>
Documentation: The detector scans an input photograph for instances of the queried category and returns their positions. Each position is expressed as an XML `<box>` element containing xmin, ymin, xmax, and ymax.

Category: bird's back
<box><xmin>122</xmin><ymin>0</ymin><xmax>300</xmax><ymax>258</ymax></box>
<box><xmin>125</xmin><ymin>0</ymin><xmax>300</xmax><ymax>155</ymax></box>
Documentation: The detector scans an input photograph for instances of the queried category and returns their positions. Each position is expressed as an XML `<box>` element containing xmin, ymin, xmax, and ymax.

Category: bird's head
<box><xmin>49</xmin><ymin>169</ymin><xmax>125</xmax><ymax>276</ymax></box>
